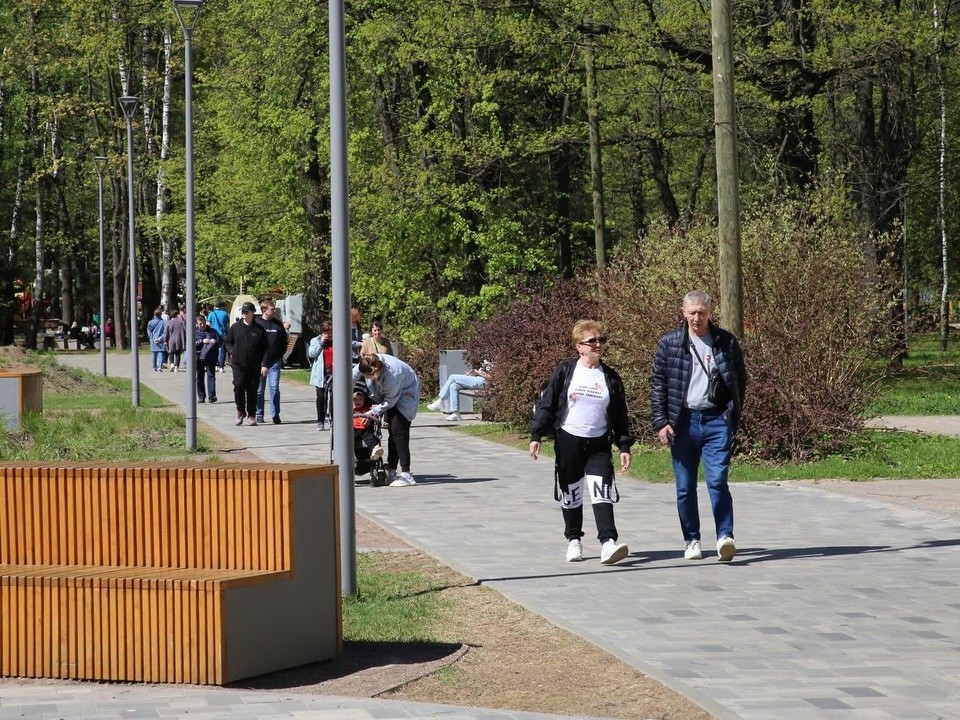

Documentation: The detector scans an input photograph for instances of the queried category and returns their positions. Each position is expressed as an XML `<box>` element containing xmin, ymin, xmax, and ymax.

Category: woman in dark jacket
<box><xmin>529</xmin><ymin>319</ymin><xmax>634</xmax><ymax>566</ymax></box>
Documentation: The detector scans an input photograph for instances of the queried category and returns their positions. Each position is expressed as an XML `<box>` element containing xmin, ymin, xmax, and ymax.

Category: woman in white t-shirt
<box><xmin>529</xmin><ymin>320</ymin><xmax>634</xmax><ymax>565</ymax></box>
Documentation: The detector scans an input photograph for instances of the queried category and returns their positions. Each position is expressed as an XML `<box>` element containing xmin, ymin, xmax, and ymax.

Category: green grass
<box><xmin>456</xmin><ymin>422</ymin><xmax>960</xmax><ymax>481</ymax></box>
<box><xmin>869</xmin><ymin>332</ymin><xmax>960</xmax><ymax>415</ymax></box>
<box><xmin>0</xmin><ymin>353</ymin><xmax>216</xmax><ymax>461</ymax></box>
<box><xmin>343</xmin><ymin>554</ymin><xmax>451</xmax><ymax>642</ymax></box>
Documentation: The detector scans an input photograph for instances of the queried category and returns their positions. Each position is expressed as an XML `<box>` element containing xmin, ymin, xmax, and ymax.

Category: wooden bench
<box><xmin>0</xmin><ymin>462</ymin><xmax>341</xmax><ymax>684</ymax></box>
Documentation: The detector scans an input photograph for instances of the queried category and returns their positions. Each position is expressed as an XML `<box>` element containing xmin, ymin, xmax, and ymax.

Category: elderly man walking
<box><xmin>651</xmin><ymin>290</ymin><xmax>747</xmax><ymax>562</ymax></box>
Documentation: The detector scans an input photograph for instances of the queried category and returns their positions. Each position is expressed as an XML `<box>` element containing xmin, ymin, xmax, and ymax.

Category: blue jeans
<box><xmin>256</xmin><ymin>361</ymin><xmax>281</xmax><ymax>419</ymax></box>
<box><xmin>671</xmin><ymin>409</ymin><xmax>734</xmax><ymax>541</ymax></box>
<box><xmin>439</xmin><ymin>374</ymin><xmax>486</xmax><ymax>412</ymax></box>
<box><xmin>152</xmin><ymin>350</ymin><xmax>166</xmax><ymax>371</ymax></box>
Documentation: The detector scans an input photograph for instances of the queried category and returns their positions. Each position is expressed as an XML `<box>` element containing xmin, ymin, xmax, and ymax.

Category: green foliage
<box><xmin>870</xmin><ymin>332</ymin><xmax>960</xmax><ymax>414</ymax></box>
<box><xmin>343</xmin><ymin>553</ymin><xmax>451</xmax><ymax>642</ymax></box>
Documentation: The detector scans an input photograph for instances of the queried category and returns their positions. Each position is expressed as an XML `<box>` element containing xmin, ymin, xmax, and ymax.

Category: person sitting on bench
<box><xmin>426</xmin><ymin>361</ymin><xmax>492</xmax><ymax>422</ymax></box>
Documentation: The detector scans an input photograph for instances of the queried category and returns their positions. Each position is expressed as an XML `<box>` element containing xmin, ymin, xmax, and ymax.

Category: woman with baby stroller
<box><xmin>353</xmin><ymin>353</ymin><xmax>420</xmax><ymax>487</ymax></box>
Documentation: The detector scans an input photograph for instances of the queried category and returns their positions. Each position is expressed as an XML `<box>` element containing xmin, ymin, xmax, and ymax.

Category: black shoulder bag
<box><xmin>690</xmin><ymin>341</ymin><xmax>730</xmax><ymax>407</ymax></box>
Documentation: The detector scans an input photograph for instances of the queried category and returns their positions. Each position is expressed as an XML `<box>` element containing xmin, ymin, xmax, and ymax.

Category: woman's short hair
<box><xmin>571</xmin><ymin>319</ymin><xmax>604</xmax><ymax>345</ymax></box>
<box><xmin>358</xmin><ymin>353</ymin><xmax>383</xmax><ymax>376</ymax></box>
<box><xmin>371</xmin><ymin>320</ymin><xmax>384</xmax><ymax>331</ymax></box>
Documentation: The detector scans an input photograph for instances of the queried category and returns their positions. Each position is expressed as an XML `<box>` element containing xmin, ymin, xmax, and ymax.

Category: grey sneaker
<box><xmin>717</xmin><ymin>536</ymin><xmax>737</xmax><ymax>562</ymax></box>
<box><xmin>247</xmin><ymin>417</ymin><xmax>258</xmax><ymax>426</ymax></box>
<box><xmin>599</xmin><ymin>539</ymin><xmax>629</xmax><ymax>565</ymax></box>
<box><xmin>565</xmin><ymin>539</ymin><xmax>584</xmax><ymax>562</ymax></box>
<box><xmin>426</xmin><ymin>398</ymin><xmax>444</xmax><ymax>411</ymax></box>
<box><xmin>445</xmin><ymin>412</ymin><xmax>462</xmax><ymax>422</ymax></box>
<box><xmin>684</xmin><ymin>539</ymin><xmax>703</xmax><ymax>560</ymax></box>
<box><xmin>235</xmin><ymin>412</ymin><xmax>244</xmax><ymax>426</ymax></box>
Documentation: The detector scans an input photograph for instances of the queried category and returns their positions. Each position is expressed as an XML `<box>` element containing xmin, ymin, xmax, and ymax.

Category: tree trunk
<box><xmin>934</xmin><ymin>1</ymin><xmax>949</xmax><ymax>351</ymax></box>
<box><xmin>112</xmin><ymin>176</ymin><xmax>128</xmax><ymax>351</ymax></box>
<box><xmin>158</xmin><ymin>24</ymin><xmax>174</xmax><ymax>312</ymax></box>
<box><xmin>584</xmin><ymin>38</ymin><xmax>606</xmax><ymax>268</ymax></box>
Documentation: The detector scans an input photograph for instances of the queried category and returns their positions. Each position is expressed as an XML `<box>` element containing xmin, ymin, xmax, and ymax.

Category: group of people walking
<box><xmin>144</xmin><ymin>299</ymin><xmax>288</xmax><ymax>426</ymax></box>
<box><xmin>530</xmin><ymin>290</ymin><xmax>747</xmax><ymax>567</ymax></box>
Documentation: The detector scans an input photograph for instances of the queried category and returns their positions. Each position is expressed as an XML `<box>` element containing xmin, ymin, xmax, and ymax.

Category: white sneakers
<box><xmin>426</xmin><ymin>398</ymin><xmax>444</xmax><ymax>411</ymax></box>
<box><xmin>445</xmin><ymin>413</ymin><xmax>462</xmax><ymax>422</ymax></box>
<box><xmin>389</xmin><ymin>471</ymin><xmax>416</xmax><ymax>487</ymax></box>
<box><xmin>684</xmin><ymin>539</ymin><xmax>703</xmax><ymax>560</ymax></box>
<box><xmin>683</xmin><ymin>537</ymin><xmax>736</xmax><ymax>561</ymax></box>
<box><xmin>600</xmin><ymin>539</ymin><xmax>629</xmax><ymax>565</ymax></box>
<box><xmin>370</xmin><ymin>445</ymin><xmax>384</xmax><ymax>462</ymax></box>
<box><xmin>565</xmin><ymin>539</ymin><xmax>629</xmax><ymax>564</ymax></box>
<box><xmin>717</xmin><ymin>536</ymin><xmax>737</xmax><ymax>562</ymax></box>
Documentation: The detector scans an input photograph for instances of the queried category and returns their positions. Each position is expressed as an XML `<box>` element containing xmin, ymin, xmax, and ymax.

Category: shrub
<box><xmin>470</xmin><ymin>190</ymin><xmax>891</xmax><ymax>461</ymax></box>
<box><xmin>735</xmin><ymin>193</ymin><xmax>888</xmax><ymax>459</ymax></box>
<box><xmin>466</xmin><ymin>281</ymin><xmax>596</xmax><ymax>426</ymax></box>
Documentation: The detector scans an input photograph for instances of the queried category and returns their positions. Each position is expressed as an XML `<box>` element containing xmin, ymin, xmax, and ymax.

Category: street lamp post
<box><xmin>119</xmin><ymin>96</ymin><xmax>140</xmax><ymax>407</ymax></box>
<box><xmin>94</xmin><ymin>155</ymin><xmax>108</xmax><ymax>377</ymax></box>
<box><xmin>329</xmin><ymin>0</ymin><xmax>355</xmax><ymax>596</ymax></box>
<box><xmin>173</xmin><ymin>0</ymin><xmax>204</xmax><ymax>450</ymax></box>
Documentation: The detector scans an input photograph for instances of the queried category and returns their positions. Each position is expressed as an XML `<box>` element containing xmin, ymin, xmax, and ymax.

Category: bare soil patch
<box><xmin>234</xmin><ymin>514</ymin><xmax>711</xmax><ymax>720</ymax></box>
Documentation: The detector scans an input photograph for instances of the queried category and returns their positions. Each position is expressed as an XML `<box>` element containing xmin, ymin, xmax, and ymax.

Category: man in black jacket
<box><xmin>225</xmin><ymin>302</ymin><xmax>267</xmax><ymax>426</ymax></box>
<box><xmin>651</xmin><ymin>290</ymin><xmax>747</xmax><ymax>562</ymax></box>
<box><xmin>254</xmin><ymin>298</ymin><xmax>289</xmax><ymax>424</ymax></box>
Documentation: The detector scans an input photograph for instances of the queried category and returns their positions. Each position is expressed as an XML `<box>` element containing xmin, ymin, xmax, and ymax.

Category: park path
<box><xmin>49</xmin><ymin>353</ymin><xmax>960</xmax><ymax>719</ymax></box>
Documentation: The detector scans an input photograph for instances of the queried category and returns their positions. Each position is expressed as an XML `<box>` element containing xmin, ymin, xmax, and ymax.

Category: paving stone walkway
<box><xmin>39</xmin><ymin>354</ymin><xmax>960</xmax><ymax>719</ymax></box>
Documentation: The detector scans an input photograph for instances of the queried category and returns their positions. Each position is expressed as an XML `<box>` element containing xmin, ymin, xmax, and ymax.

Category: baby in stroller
<box><xmin>353</xmin><ymin>384</ymin><xmax>387</xmax><ymax>486</ymax></box>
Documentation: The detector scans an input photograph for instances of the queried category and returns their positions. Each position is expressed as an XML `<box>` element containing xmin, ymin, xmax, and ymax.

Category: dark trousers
<box><xmin>315</xmin><ymin>373</ymin><xmax>332</xmax><ymax>423</ymax></box>
<box><xmin>232</xmin><ymin>368</ymin><xmax>260</xmax><ymax>418</ymax></box>
<box><xmin>196</xmin><ymin>358</ymin><xmax>217</xmax><ymax>401</ymax></box>
<box><xmin>554</xmin><ymin>429</ymin><xmax>618</xmax><ymax>543</ymax></box>
<box><xmin>385</xmin><ymin>407</ymin><xmax>412</xmax><ymax>472</ymax></box>
<box><xmin>354</xmin><ymin>427</ymin><xmax>377</xmax><ymax>472</ymax></box>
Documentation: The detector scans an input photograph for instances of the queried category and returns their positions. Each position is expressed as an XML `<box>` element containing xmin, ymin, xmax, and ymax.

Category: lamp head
<box><xmin>93</xmin><ymin>156</ymin><xmax>107</xmax><ymax>174</ymax></box>
<box><xmin>173</xmin><ymin>0</ymin><xmax>204</xmax><ymax>32</ymax></box>
<box><xmin>118</xmin><ymin>96</ymin><xmax>139</xmax><ymax>120</ymax></box>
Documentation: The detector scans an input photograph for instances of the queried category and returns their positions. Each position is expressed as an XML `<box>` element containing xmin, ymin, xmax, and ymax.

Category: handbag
<box><xmin>690</xmin><ymin>342</ymin><xmax>730</xmax><ymax>407</ymax></box>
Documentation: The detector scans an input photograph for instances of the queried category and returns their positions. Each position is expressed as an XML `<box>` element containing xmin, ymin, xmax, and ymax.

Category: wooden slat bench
<box><xmin>0</xmin><ymin>462</ymin><xmax>341</xmax><ymax>684</ymax></box>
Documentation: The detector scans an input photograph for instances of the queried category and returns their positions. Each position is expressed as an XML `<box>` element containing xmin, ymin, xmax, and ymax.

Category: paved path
<box><xmin>40</xmin><ymin>354</ymin><xmax>960</xmax><ymax>719</ymax></box>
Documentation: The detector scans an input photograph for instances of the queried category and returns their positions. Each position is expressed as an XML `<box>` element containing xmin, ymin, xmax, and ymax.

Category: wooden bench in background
<box><xmin>0</xmin><ymin>462</ymin><xmax>341</xmax><ymax>685</ymax></box>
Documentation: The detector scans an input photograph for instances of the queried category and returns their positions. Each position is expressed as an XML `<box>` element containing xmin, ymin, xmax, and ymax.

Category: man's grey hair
<box><xmin>683</xmin><ymin>290</ymin><xmax>713</xmax><ymax>308</ymax></box>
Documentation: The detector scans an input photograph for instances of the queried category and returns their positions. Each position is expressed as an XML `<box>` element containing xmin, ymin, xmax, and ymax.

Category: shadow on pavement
<box><xmin>232</xmin><ymin>640</ymin><xmax>467</xmax><ymax>696</ymax></box>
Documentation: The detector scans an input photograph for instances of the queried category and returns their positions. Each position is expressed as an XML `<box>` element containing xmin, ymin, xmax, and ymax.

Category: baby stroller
<box><xmin>353</xmin><ymin>380</ymin><xmax>388</xmax><ymax>487</ymax></box>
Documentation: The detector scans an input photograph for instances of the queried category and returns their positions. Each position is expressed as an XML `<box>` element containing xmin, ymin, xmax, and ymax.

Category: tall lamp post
<box><xmin>329</xmin><ymin>0</ymin><xmax>355</xmax><ymax>596</ymax></box>
<box><xmin>94</xmin><ymin>155</ymin><xmax>108</xmax><ymax>377</ymax></box>
<box><xmin>173</xmin><ymin>0</ymin><xmax>204</xmax><ymax>450</ymax></box>
<box><xmin>119</xmin><ymin>95</ymin><xmax>141</xmax><ymax>407</ymax></box>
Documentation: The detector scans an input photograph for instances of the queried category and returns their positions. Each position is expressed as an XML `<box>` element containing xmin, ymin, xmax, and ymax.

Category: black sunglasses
<box><xmin>578</xmin><ymin>336</ymin><xmax>608</xmax><ymax>346</ymax></box>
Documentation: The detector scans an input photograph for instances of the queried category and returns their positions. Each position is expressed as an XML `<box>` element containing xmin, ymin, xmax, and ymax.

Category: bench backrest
<box><xmin>0</xmin><ymin>463</ymin><xmax>336</xmax><ymax>572</ymax></box>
